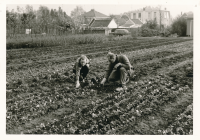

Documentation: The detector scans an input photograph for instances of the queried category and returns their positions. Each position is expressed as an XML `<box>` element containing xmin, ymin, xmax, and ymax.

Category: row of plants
<box><xmin>6</xmin><ymin>49</ymin><xmax>193</xmax><ymax>133</ymax></box>
<box><xmin>7</xmin><ymin>33</ymin><xmax>158</xmax><ymax>50</ymax></box>
<box><xmin>6</xmin><ymin>60</ymin><xmax>193</xmax><ymax>134</ymax></box>
<box><xmin>6</xmin><ymin>31</ymin><xmax>192</xmax><ymax>50</ymax></box>
<box><xmin>7</xmin><ymin>37</ymin><xmax>192</xmax><ymax>60</ymax></box>
<box><xmin>6</xmin><ymin>39</ymin><xmax>192</xmax><ymax>73</ymax></box>
<box><xmin>6</xmin><ymin>43</ymin><xmax>192</xmax><ymax>99</ymax></box>
<box><xmin>6</xmin><ymin>42</ymin><xmax>193</xmax><ymax>102</ymax></box>
<box><xmin>6</xmin><ymin>36</ymin><xmax>158</xmax><ymax>53</ymax></box>
<box><xmin>131</xmin><ymin>51</ymin><xmax>193</xmax><ymax>80</ymax></box>
<box><xmin>6</xmin><ymin>37</ymin><xmax>182</xmax><ymax>62</ymax></box>
<box><xmin>6</xmin><ymin>40</ymin><xmax>192</xmax><ymax>86</ymax></box>
<box><xmin>6</xmin><ymin>34</ymin><xmax>108</xmax><ymax>49</ymax></box>
<box><xmin>21</xmin><ymin>70</ymin><xmax>192</xmax><ymax>134</ymax></box>
<box><xmin>6</xmin><ymin>46</ymin><xmax>193</xmax><ymax>109</ymax></box>
<box><xmin>166</xmin><ymin>63</ymin><xmax>193</xmax><ymax>88</ymax></box>
<box><xmin>162</xmin><ymin>103</ymin><xmax>193</xmax><ymax>135</ymax></box>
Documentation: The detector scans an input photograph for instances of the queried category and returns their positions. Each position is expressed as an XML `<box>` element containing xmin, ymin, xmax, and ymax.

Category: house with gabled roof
<box><xmin>181</xmin><ymin>11</ymin><xmax>193</xmax><ymax>19</ymax></box>
<box><xmin>89</xmin><ymin>18</ymin><xmax>117</xmax><ymax>28</ymax></box>
<box><xmin>119</xmin><ymin>18</ymin><xmax>143</xmax><ymax>28</ymax></box>
<box><xmin>81</xmin><ymin>9</ymin><xmax>110</xmax><ymax>25</ymax></box>
<box><xmin>88</xmin><ymin>17</ymin><xmax>118</xmax><ymax>35</ymax></box>
<box><xmin>112</xmin><ymin>14</ymin><xmax>130</xmax><ymax>27</ymax></box>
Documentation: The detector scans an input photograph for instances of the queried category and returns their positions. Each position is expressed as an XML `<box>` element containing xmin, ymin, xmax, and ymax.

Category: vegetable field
<box><xmin>6</xmin><ymin>37</ymin><xmax>193</xmax><ymax>134</ymax></box>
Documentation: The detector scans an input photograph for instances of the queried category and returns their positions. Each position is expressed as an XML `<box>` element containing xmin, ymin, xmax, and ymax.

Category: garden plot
<box><xmin>6</xmin><ymin>38</ymin><xmax>193</xmax><ymax>134</ymax></box>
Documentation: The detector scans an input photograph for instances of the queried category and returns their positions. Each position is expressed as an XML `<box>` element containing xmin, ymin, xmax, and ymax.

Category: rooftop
<box><xmin>89</xmin><ymin>18</ymin><xmax>112</xmax><ymax>27</ymax></box>
<box><xmin>181</xmin><ymin>11</ymin><xmax>193</xmax><ymax>19</ymax></box>
<box><xmin>83</xmin><ymin>9</ymin><xmax>109</xmax><ymax>18</ymax></box>
<box><xmin>131</xmin><ymin>19</ymin><xmax>143</xmax><ymax>25</ymax></box>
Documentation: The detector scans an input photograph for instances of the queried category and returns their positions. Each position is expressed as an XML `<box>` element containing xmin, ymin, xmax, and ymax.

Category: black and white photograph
<box><xmin>2</xmin><ymin>0</ymin><xmax>200</xmax><ymax>138</ymax></box>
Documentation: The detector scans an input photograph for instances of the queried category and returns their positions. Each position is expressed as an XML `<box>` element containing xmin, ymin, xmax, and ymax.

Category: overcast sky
<box><xmin>5</xmin><ymin>0</ymin><xmax>197</xmax><ymax>19</ymax></box>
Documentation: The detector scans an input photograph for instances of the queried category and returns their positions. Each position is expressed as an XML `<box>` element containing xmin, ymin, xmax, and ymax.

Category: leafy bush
<box><xmin>139</xmin><ymin>19</ymin><xmax>160</xmax><ymax>37</ymax></box>
<box><xmin>130</xmin><ymin>29</ymin><xmax>138</xmax><ymax>38</ymax></box>
<box><xmin>142</xmin><ymin>19</ymin><xmax>159</xmax><ymax>30</ymax></box>
<box><xmin>140</xmin><ymin>28</ymin><xmax>159</xmax><ymax>37</ymax></box>
<box><xmin>171</xmin><ymin>15</ymin><xmax>187</xmax><ymax>36</ymax></box>
<box><xmin>164</xmin><ymin>26</ymin><xmax>172</xmax><ymax>37</ymax></box>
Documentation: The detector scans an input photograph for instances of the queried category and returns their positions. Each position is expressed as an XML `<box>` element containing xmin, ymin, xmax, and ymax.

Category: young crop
<box><xmin>18</xmin><ymin>72</ymin><xmax>192</xmax><ymax>134</ymax></box>
<box><xmin>6</xmin><ymin>38</ymin><xmax>193</xmax><ymax>134</ymax></box>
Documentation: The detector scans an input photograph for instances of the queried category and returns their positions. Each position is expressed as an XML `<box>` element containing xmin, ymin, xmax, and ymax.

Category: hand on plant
<box><xmin>76</xmin><ymin>81</ymin><xmax>80</xmax><ymax>88</ymax></box>
<box><xmin>100</xmin><ymin>78</ymin><xmax>106</xmax><ymax>85</ymax></box>
<box><xmin>114</xmin><ymin>63</ymin><xmax>121</xmax><ymax>70</ymax></box>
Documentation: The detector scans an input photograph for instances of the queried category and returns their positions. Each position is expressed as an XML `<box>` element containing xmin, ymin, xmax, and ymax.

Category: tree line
<box><xmin>6</xmin><ymin>5</ymin><xmax>189</xmax><ymax>37</ymax></box>
<box><xmin>6</xmin><ymin>5</ymin><xmax>75</xmax><ymax>36</ymax></box>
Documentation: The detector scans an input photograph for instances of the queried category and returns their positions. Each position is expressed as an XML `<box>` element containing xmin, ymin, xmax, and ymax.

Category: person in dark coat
<box><xmin>100</xmin><ymin>52</ymin><xmax>133</xmax><ymax>92</ymax></box>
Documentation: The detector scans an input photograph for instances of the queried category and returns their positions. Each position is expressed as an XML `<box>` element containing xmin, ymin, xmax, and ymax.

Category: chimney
<box><xmin>165</xmin><ymin>8</ymin><xmax>166</xmax><ymax>10</ymax></box>
<box><xmin>181</xmin><ymin>12</ymin><xmax>182</xmax><ymax>15</ymax></box>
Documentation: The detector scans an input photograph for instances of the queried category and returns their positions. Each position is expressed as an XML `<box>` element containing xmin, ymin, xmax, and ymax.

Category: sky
<box><xmin>4</xmin><ymin>0</ymin><xmax>197</xmax><ymax>19</ymax></box>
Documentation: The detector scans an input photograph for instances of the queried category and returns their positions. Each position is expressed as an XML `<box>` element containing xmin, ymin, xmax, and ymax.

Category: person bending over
<box><xmin>100</xmin><ymin>52</ymin><xmax>133</xmax><ymax>92</ymax></box>
<box><xmin>73</xmin><ymin>55</ymin><xmax>90</xmax><ymax>88</ymax></box>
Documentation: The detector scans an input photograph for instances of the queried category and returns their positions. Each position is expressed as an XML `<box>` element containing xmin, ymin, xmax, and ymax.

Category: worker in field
<box><xmin>100</xmin><ymin>51</ymin><xmax>134</xmax><ymax>92</ymax></box>
<box><xmin>73</xmin><ymin>55</ymin><xmax>90</xmax><ymax>88</ymax></box>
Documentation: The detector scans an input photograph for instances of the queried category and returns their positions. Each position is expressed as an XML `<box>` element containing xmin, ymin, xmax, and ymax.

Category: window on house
<box><xmin>133</xmin><ymin>13</ymin><xmax>136</xmax><ymax>19</ymax></box>
<box><xmin>164</xmin><ymin>12</ymin><xmax>168</xmax><ymax>19</ymax></box>
<box><xmin>148</xmin><ymin>12</ymin><xmax>151</xmax><ymax>19</ymax></box>
<box><xmin>138</xmin><ymin>13</ymin><xmax>141</xmax><ymax>18</ymax></box>
<box><xmin>154</xmin><ymin>12</ymin><xmax>156</xmax><ymax>20</ymax></box>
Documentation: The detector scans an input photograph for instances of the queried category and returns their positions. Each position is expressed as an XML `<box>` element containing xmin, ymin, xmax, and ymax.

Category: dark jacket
<box><xmin>105</xmin><ymin>54</ymin><xmax>132</xmax><ymax>80</ymax></box>
<box><xmin>73</xmin><ymin>57</ymin><xmax>90</xmax><ymax>81</ymax></box>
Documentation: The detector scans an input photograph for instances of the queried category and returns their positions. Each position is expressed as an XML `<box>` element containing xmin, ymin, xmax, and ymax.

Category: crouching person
<box><xmin>73</xmin><ymin>55</ymin><xmax>90</xmax><ymax>88</ymax></box>
<box><xmin>100</xmin><ymin>52</ymin><xmax>133</xmax><ymax>92</ymax></box>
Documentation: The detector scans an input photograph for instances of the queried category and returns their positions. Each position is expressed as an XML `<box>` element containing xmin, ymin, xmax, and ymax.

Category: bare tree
<box><xmin>25</xmin><ymin>5</ymin><xmax>36</xmax><ymax>33</ymax></box>
<box><xmin>70</xmin><ymin>6</ymin><xmax>85</xmax><ymax>30</ymax></box>
<box><xmin>37</xmin><ymin>5</ymin><xmax>51</xmax><ymax>33</ymax></box>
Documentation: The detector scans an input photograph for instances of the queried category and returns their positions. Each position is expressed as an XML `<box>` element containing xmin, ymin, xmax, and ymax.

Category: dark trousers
<box><xmin>108</xmin><ymin>67</ymin><xmax>128</xmax><ymax>86</ymax></box>
<box><xmin>73</xmin><ymin>65</ymin><xmax>89</xmax><ymax>81</ymax></box>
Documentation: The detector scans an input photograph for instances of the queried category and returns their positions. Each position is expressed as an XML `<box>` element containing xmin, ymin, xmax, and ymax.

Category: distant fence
<box><xmin>6</xmin><ymin>27</ymin><xmax>73</xmax><ymax>38</ymax></box>
<box><xmin>82</xmin><ymin>28</ymin><xmax>141</xmax><ymax>35</ymax></box>
<box><xmin>83</xmin><ymin>30</ymin><xmax>105</xmax><ymax>34</ymax></box>
<box><xmin>110</xmin><ymin>27</ymin><xmax>141</xmax><ymax>32</ymax></box>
